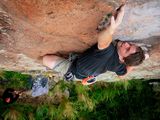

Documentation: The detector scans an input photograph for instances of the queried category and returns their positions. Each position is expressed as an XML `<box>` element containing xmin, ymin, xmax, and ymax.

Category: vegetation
<box><xmin>0</xmin><ymin>71</ymin><xmax>160</xmax><ymax>120</ymax></box>
<box><xmin>0</xmin><ymin>71</ymin><xmax>32</xmax><ymax>89</ymax></box>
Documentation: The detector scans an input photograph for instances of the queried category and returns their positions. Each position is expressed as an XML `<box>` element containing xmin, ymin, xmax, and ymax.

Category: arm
<box><xmin>97</xmin><ymin>5</ymin><xmax>125</xmax><ymax>50</ymax></box>
<box><xmin>118</xmin><ymin>66</ymin><xmax>135</xmax><ymax>79</ymax></box>
<box><xmin>97</xmin><ymin>25</ymin><xmax>113</xmax><ymax>50</ymax></box>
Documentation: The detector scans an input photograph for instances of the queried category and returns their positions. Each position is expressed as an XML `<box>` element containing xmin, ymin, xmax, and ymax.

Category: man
<box><xmin>43</xmin><ymin>5</ymin><xmax>145</xmax><ymax>85</ymax></box>
<box><xmin>2</xmin><ymin>88</ymin><xmax>20</xmax><ymax>104</ymax></box>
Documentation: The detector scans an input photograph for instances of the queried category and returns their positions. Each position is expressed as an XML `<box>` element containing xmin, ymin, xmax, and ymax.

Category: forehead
<box><xmin>125</xmin><ymin>42</ymin><xmax>137</xmax><ymax>47</ymax></box>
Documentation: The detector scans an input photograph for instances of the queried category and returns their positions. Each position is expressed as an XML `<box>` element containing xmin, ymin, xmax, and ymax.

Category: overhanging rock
<box><xmin>0</xmin><ymin>0</ymin><xmax>159</xmax><ymax>81</ymax></box>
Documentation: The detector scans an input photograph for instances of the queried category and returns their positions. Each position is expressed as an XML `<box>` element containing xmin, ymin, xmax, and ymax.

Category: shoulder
<box><xmin>96</xmin><ymin>42</ymin><xmax>115</xmax><ymax>51</ymax></box>
<box><xmin>88</xmin><ymin>43</ymin><xmax>117</xmax><ymax>60</ymax></box>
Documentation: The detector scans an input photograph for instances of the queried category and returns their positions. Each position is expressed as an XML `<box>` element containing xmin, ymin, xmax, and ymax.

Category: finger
<box><xmin>120</xmin><ymin>4</ymin><xmax>126</xmax><ymax>11</ymax></box>
<box><xmin>116</xmin><ymin>4</ymin><xmax>125</xmax><ymax>12</ymax></box>
<box><xmin>110</xmin><ymin>16</ymin><xmax>115</xmax><ymax>26</ymax></box>
<box><xmin>122</xmin><ymin>0</ymin><xmax>128</xmax><ymax>5</ymax></box>
<box><xmin>115</xmin><ymin>8</ymin><xmax>125</xmax><ymax>25</ymax></box>
<box><xmin>14</xmin><ymin>91</ymin><xmax>19</xmax><ymax>94</ymax></box>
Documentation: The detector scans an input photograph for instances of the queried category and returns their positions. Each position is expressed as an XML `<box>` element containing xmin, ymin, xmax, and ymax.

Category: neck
<box><xmin>117</xmin><ymin>41</ymin><xmax>124</xmax><ymax>63</ymax></box>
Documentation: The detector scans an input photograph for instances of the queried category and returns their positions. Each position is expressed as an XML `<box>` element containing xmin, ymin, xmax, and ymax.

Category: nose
<box><xmin>124</xmin><ymin>42</ymin><xmax>130</xmax><ymax>48</ymax></box>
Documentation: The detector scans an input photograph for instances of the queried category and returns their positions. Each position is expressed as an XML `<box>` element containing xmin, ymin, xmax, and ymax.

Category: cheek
<box><xmin>120</xmin><ymin>48</ymin><xmax>127</xmax><ymax>57</ymax></box>
<box><xmin>123</xmin><ymin>48</ymin><xmax>130</xmax><ymax>57</ymax></box>
<box><xmin>123</xmin><ymin>49</ymin><xmax>126</xmax><ymax>55</ymax></box>
<box><xmin>122</xmin><ymin>46</ymin><xmax>127</xmax><ymax>53</ymax></box>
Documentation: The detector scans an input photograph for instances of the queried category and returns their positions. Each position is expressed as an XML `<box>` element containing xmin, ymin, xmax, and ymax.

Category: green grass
<box><xmin>0</xmin><ymin>71</ymin><xmax>32</xmax><ymax>89</ymax></box>
<box><xmin>0</xmin><ymin>71</ymin><xmax>160</xmax><ymax>120</ymax></box>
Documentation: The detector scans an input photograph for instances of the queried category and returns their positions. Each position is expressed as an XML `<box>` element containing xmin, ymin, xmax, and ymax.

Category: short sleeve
<box><xmin>115</xmin><ymin>64</ymin><xmax>127</xmax><ymax>76</ymax></box>
<box><xmin>94</xmin><ymin>43</ymin><xmax>115</xmax><ymax>57</ymax></box>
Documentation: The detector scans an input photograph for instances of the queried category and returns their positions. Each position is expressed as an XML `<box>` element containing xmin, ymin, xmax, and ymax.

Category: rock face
<box><xmin>0</xmin><ymin>0</ymin><xmax>159</xmax><ymax>80</ymax></box>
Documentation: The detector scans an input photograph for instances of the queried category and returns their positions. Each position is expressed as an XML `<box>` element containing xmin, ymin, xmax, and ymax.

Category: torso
<box><xmin>71</xmin><ymin>42</ymin><xmax>126</xmax><ymax>79</ymax></box>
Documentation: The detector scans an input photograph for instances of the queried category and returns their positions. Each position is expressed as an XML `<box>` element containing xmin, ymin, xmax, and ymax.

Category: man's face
<box><xmin>119</xmin><ymin>42</ymin><xmax>137</xmax><ymax>58</ymax></box>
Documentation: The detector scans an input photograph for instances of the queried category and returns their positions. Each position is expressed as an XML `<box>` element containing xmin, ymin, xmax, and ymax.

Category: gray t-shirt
<box><xmin>71</xmin><ymin>42</ymin><xmax>127</xmax><ymax>79</ymax></box>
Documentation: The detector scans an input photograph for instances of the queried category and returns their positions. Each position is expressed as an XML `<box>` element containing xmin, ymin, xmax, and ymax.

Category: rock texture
<box><xmin>0</xmin><ymin>0</ymin><xmax>159</xmax><ymax>80</ymax></box>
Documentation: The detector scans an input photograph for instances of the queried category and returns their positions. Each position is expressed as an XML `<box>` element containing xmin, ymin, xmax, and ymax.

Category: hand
<box><xmin>15</xmin><ymin>91</ymin><xmax>22</xmax><ymax>96</ymax></box>
<box><xmin>127</xmin><ymin>66</ymin><xmax>136</xmax><ymax>72</ymax></box>
<box><xmin>108</xmin><ymin>5</ymin><xmax>125</xmax><ymax>34</ymax></box>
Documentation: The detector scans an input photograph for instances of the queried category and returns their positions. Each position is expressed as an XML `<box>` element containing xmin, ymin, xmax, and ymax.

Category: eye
<box><xmin>126</xmin><ymin>47</ymin><xmax>130</xmax><ymax>52</ymax></box>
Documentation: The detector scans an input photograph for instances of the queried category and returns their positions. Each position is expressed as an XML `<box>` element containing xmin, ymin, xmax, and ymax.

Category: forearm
<box><xmin>97</xmin><ymin>27</ymin><xmax>113</xmax><ymax>50</ymax></box>
<box><xmin>97</xmin><ymin>4</ymin><xmax>125</xmax><ymax>50</ymax></box>
<box><xmin>118</xmin><ymin>66</ymin><xmax>135</xmax><ymax>79</ymax></box>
